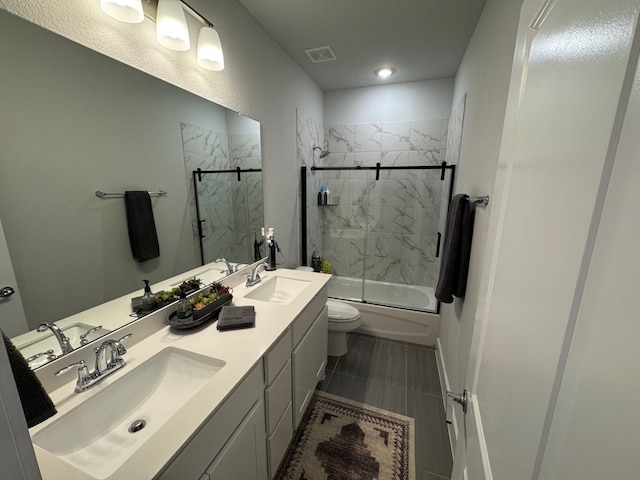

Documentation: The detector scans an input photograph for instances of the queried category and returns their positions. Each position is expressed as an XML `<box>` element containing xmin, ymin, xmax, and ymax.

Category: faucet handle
<box><xmin>55</xmin><ymin>360</ymin><xmax>86</xmax><ymax>376</ymax></box>
<box><xmin>79</xmin><ymin>325</ymin><xmax>103</xmax><ymax>345</ymax></box>
<box><xmin>55</xmin><ymin>359</ymin><xmax>91</xmax><ymax>390</ymax></box>
<box><xmin>115</xmin><ymin>334</ymin><xmax>133</xmax><ymax>357</ymax></box>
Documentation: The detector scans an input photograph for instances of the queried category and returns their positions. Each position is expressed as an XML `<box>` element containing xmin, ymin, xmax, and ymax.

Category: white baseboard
<box><xmin>436</xmin><ymin>337</ymin><xmax>457</xmax><ymax>457</ymax></box>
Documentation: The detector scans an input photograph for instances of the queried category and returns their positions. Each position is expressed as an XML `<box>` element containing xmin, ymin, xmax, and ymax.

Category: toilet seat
<box><xmin>327</xmin><ymin>300</ymin><xmax>360</xmax><ymax>323</ymax></box>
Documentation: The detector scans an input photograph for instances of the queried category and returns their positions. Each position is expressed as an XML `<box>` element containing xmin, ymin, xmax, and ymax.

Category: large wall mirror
<box><xmin>0</xmin><ymin>9</ymin><xmax>264</xmax><ymax>367</ymax></box>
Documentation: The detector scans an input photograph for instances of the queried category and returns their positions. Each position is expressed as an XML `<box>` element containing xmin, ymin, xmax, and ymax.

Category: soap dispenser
<box><xmin>176</xmin><ymin>287</ymin><xmax>193</xmax><ymax>321</ymax></box>
<box><xmin>266</xmin><ymin>227</ymin><xmax>277</xmax><ymax>271</ymax></box>
<box><xmin>141</xmin><ymin>279</ymin><xmax>157</xmax><ymax>313</ymax></box>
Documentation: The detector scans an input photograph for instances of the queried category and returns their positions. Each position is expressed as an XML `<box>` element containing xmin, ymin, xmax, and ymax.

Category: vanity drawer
<box><xmin>265</xmin><ymin>359</ymin><xmax>292</xmax><ymax>434</ymax></box>
<box><xmin>264</xmin><ymin>329</ymin><xmax>291</xmax><ymax>385</ymax></box>
<box><xmin>292</xmin><ymin>286</ymin><xmax>327</xmax><ymax>346</ymax></box>
<box><xmin>267</xmin><ymin>401</ymin><xmax>293</xmax><ymax>478</ymax></box>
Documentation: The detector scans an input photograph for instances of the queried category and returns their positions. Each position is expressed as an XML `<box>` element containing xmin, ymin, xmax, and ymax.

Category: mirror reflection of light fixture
<box><xmin>100</xmin><ymin>0</ymin><xmax>144</xmax><ymax>23</ymax></box>
<box><xmin>97</xmin><ymin>0</ymin><xmax>225</xmax><ymax>71</ymax></box>
<box><xmin>197</xmin><ymin>26</ymin><xmax>224</xmax><ymax>71</ymax></box>
<box><xmin>156</xmin><ymin>0</ymin><xmax>191</xmax><ymax>51</ymax></box>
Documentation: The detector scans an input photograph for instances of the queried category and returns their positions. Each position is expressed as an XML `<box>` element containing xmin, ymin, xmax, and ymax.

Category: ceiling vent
<box><xmin>304</xmin><ymin>45</ymin><xmax>337</xmax><ymax>63</ymax></box>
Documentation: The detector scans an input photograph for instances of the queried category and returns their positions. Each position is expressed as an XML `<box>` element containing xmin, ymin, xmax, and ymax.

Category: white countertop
<box><xmin>11</xmin><ymin>261</ymin><xmax>236</xmax><ymax>363</ymax></box>
<box><xmin>28</xmin><ymin>265</ymin><xmax>331</xmax><ymax>480</ymax></box>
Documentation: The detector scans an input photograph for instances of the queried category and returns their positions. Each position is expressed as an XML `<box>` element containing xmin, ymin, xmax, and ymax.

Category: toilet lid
<box><xmin>327</xmin><ymin>301</ymin><xmax>360</xmax><ymax>322</ymax></box>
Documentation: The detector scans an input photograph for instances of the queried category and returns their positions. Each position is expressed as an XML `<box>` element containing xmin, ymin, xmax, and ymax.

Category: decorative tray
<box><xmin>166</xmin><ymin>293</ymin><xmax>233</xmax><ymax>330</ymax></box>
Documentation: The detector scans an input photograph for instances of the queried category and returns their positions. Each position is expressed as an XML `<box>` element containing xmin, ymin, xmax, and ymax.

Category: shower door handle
<box><xmin>1</xmin><ymin>286</ymin><xmax>15</xmax><ymax>298</ymax></box>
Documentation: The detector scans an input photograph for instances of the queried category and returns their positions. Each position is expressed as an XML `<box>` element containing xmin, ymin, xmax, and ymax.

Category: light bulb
<box><xmin>197</xmin><ymin>26</ymin><xmax>224</xmax><ymax>71</ymax></box>
<box><xmin>375</xmin><ymin>67</ymin><xmax>396</xmax><ymax>78</ymax></box>
<box><xmin>100</xmin><ymin>0</ymin><xmax>144</xmax><ymax>23</ymax></box>
<box><xmin>156</xmin><ymin>0</ymin><xmax>191</xmax><ymax>51</ymax></box>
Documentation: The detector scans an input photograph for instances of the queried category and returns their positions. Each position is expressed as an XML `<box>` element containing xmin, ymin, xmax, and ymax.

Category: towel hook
<box><xmin>472</xmin><ymin>195</ymin><xmax>489</xmax><ymax>207</ymax></box>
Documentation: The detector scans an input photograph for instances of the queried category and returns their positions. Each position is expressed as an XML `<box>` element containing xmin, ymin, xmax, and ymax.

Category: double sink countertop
<box><xmin>28</xmin><ymin>263</ymin><xmax>331</xmax><ymax>480</ymax></box>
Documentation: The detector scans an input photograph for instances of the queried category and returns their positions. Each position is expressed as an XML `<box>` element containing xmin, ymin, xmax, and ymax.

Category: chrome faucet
<box><xmin>25</xmin><ymin>349</ymin><xmax>57</xmax><ymax>364</ymax></box>
<box><xmin>55</xmin><ymin>334</ymin><xmax>132</xmax><ymax>393</ymax></box>
<box><xmin>37</xmin><ymin>322</ymin><xmax>73</xmax><ymax>354</ymax></box>
<box><xmin>79</xmin><ymin>325</ymin><xmax>103</xmax><ymax>346</ymax></box>
<box><xmin>246</xmin><ymin>262</ymin><xmax>268</xmax><ymax>287</ymax></box>
<box><xmin>215</xmin><ymin>257</ymin><xmax>237</xmax><ymax>275</ymax></box>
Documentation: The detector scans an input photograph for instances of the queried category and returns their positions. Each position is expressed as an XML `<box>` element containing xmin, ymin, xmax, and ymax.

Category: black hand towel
<box><xmin>2</xmin><ymin>330</ymin><xmax>56</xmax><ymax>428</ymax></box>
<box><xmin>435</xmin><ymin>194</ymin><xmax>475</xmax><ymax>304</ymax></box>
<box><xmin>125</xmin><ymin>191</ymin><xmax>160</xmax><ymax>262</ymax></box>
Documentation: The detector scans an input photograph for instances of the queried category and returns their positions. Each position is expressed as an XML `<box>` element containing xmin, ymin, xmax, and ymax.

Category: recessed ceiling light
<box><xmin>375</xmin><ymin>67</ymin><xmax>396</xmax><ymax>78</ymax></box>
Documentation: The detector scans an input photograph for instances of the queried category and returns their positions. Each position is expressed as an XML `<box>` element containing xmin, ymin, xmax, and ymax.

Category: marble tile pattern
<box><xmin>181</xmin><ymin>123</ymin><xmax>262</xmax><ymax>265</ymax></box>
<box><xmin>320</xmin><ymin>120</ymin><xmax>450</xmax><ymax>287</ymax></box>
<box><xmin>297</xmin><ymin>109</ymin><xmax>325</xmax><ymax>264</ymax></box>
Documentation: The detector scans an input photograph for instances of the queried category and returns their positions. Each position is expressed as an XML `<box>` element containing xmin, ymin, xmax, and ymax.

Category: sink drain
<box><xmin>128</xmin><ymin>419</ymin><xmax>147</xmax><ymax>433</ymax></box>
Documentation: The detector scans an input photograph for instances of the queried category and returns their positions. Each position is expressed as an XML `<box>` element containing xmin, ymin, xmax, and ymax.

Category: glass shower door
<box><xmin>194</xmin><ymin>170</ymin><xmax>264</xmax><ymax>265</ymax></box>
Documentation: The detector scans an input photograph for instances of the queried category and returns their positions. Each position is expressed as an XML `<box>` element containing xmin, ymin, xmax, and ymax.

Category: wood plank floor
<box><xmin>316</xmin><ymin>332</ymin><xmax>453</xmax><ymax>480</ymax></box>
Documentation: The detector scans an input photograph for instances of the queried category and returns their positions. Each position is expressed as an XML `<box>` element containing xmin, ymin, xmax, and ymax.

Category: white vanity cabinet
<box><xmin>292</xmin><ymin>291</ymin><xmax>328</xmax><ymax>429</ymax></box>
<box><xmin>263</xmin><ymin>330</ymin><xmax>293</xmax><ymax>478</ymax></box>
<box><xmin>156</xmin><ymin>362</ymin><xmax>267</xmax><ymax>480</ymax></box>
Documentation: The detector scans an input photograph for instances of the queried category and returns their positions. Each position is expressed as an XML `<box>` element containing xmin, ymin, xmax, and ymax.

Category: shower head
<box><xmin>313</xmin><ymin>146</ymin><xmax>330</xmax><ymax>159</ymax></box>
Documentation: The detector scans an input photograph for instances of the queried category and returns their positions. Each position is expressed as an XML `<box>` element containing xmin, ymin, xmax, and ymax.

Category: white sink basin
<box><xmin>32</xmin><ymin>347</ymin><xmax>225</xmax><ymax>479</ymax></box>
<box><xmin>243</xmin><ymin>276</ymin><xmax>311</xmax><ymax>304</ymax></box>
<box><xmin>18</xmin><ymin>323</ymin><xmax>111</xmax><ymax>368</ymax></box>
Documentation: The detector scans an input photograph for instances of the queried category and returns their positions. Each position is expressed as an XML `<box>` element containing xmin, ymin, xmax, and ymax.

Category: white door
<box><xmin>536</xmin><ymin>28</ymin><xmax>640</xmax><ymax>480</ymax></box>
<box><xmin>0</xmin><ymin>218</ymin><xmax>28</xmax><ymax>337</ymax></box>
<box><xmin>451</xmin><ymin>0</ymin><xmax>640</xmax><ymax>478</ymax></box>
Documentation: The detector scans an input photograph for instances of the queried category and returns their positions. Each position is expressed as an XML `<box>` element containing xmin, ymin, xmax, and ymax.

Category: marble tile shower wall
<box><xmin>229</xmin><ymin>133</ymin><xmax>263</xmax><ymax>261</ymax></box>
<box><xmin>296</xmin><ymin>110</ymin><xmax>324</xmax><ymax>265</ymax></box>
<box><xmin>181</xmin><ymin>123</ymin><xmax>262</xmax><ymax>264</ymax></box>
<box><xmin>321</xmin><ymin>120</ymin><xmax>449</xmax><ymax>287</ymax></box>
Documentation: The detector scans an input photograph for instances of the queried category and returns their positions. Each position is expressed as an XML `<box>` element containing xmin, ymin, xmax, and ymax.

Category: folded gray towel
<box><xmin>435</xmin><ymin>194</ymin><xmax>475</xmax><ymax>303</ymax></box>
<box><xmin>217</xmin><ymin>306</ymin><xmax>256</xmax><ymax>331</ymax></box>
<box><xmin>2</xmin><ymin>330</ymin><xmax>56</xmax><ymax>427</ymax></box>
<box><xmin>125</xmin><ymin>191</ymin><xmax>160</xmax><ymax>262</ymax></box>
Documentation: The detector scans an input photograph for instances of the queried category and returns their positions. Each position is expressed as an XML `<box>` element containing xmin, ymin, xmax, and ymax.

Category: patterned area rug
<box><xmin>275</xmin><ymin>391</ymin><xmax>415</xmax><ymax>480</ymax></box>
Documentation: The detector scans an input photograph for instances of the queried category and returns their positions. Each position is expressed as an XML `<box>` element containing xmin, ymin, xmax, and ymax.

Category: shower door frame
<box><xmin>193</xmin><ymin>167</ymin><xmax>262</xmax><ymax>266</ymax></box>
<box><xmin>300</xmin><ymin>162</ymin><xmax>456</xmax><ymax>313</ymax></box>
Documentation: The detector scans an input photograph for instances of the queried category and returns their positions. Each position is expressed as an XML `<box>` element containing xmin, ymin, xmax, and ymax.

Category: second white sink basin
<box><xmin>244</xmin><ymin>276</ymin><xmax>311</xmax><ymax>304</ymax></box>
<box><xmin>32</xmin><ymin>347</ymin><xmax>225</xmax><ymax>479</ymax></box>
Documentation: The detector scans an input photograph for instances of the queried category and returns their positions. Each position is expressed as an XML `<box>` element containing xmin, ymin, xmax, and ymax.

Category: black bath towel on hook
<box><xmin>435</xmin><ymin>194</ymin><xmax>475</xmax><ymax>303</ymax></box>
<box><xmin>2</xmin><ymin>330</ymin><xmax>56</xmax><ymax>427</ymax></box>
<box><xmin>125</xmin><ymin>191</ymin><xmax>160</xmax><ymax>262</ymax></box>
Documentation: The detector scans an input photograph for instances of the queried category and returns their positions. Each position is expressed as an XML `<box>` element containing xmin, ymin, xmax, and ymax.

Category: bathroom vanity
<box><xmin>28</xmin><ymin>263</ymin><xmax>330</xmax><ymax>480</ymax></box>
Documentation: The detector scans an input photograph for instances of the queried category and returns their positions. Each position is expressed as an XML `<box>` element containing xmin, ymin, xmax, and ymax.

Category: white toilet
<box><xmin>326</xmin><ymin>300</ymin><xmax>361</xmax><ymax>357</ymax></box>
<box><xmin>296</xmin><ymin>266</ymin><xmax>362</xmax><ymax>357</ymax></box>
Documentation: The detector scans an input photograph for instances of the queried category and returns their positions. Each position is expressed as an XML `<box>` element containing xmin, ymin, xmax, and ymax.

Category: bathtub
<box><xmin>327</xmin><ymin>276</ymin><xmax>440</xmax><ymax>347</ymax></box>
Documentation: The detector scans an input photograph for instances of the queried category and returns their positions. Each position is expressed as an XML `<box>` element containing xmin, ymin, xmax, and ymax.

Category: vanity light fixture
<box><xmin>100</xmin><ymin>0</ymin><xmax>145</xmax><ymax>23</ymax></box>
<box><xmin>156</xmin><ymin>0</ymin><xmax>190</xmax><ymax>51</ymax></box>
<box><xmin>375</xmin><ymin>67</ymin><xmax>396</xmax><ymax>79</ymax></box>
<box><xmin>197</xmin><ymin>25</ymin><xmax>224</xmax><ymax>71</ymax></box>
<box><xmin>98</xmin><ymin>0</ymin><xmax>225</xmax><ymax>71</ymax></box>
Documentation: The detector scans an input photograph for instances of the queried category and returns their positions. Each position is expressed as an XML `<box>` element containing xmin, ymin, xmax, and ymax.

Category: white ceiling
<box><xmin>237</xmin><ymin>0</ymin><xmax>488</xmax><ymax>91</ymax></box>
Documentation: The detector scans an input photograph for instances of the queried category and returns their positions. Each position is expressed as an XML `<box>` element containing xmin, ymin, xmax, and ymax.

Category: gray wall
<box><xmin>437</xmin><ymin>0</ymin><xmax>525</xmax><ymax>451</ymax></box>
<box><xmin>0</xmin><ymin>0</ymin><xmax>323</xmax><ymax>328</ymax></box>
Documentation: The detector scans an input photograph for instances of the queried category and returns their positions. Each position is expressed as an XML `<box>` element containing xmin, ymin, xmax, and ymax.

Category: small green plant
<box><xmin>321</xmin><ymin>259</ymin><xmax>332</xmax><ymax>274</ymax></box>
